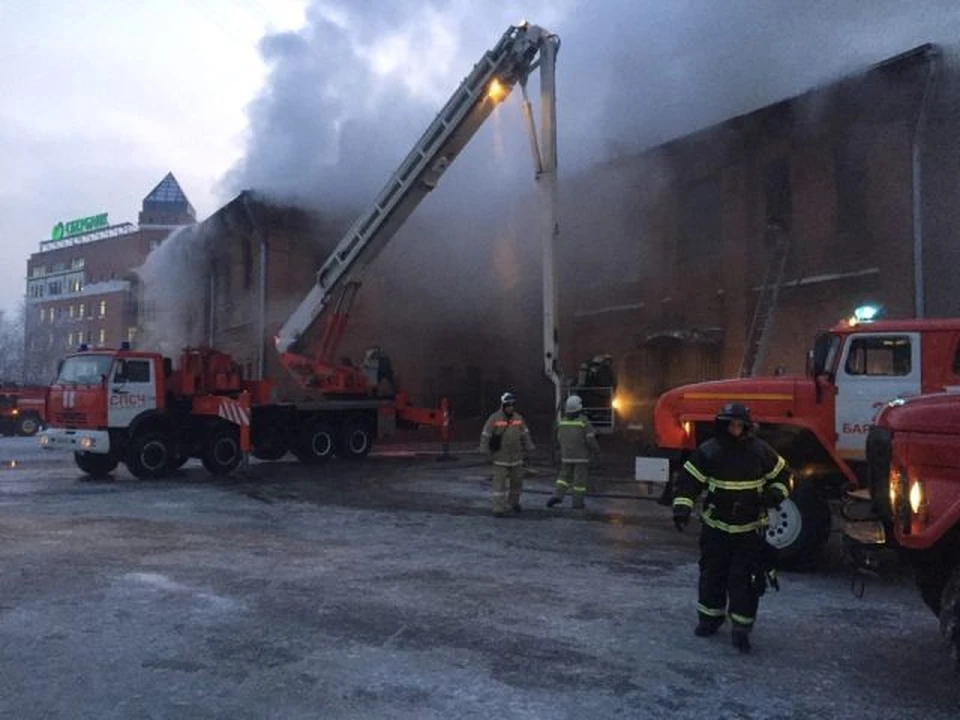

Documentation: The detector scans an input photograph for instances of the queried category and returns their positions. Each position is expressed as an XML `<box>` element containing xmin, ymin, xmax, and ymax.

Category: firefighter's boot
<box><xmin>731</xmin><ymin>628</ymin><xmax>751</xmax><ymax>654</ymax></box>
<box><xmin>694</xmin><ymin>617</ymin><xmax>724</xmax><ymax>637</ymax></box>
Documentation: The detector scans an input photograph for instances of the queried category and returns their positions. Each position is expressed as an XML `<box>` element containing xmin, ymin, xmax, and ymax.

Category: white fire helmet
<box><xmin>565</xmin><ymin>395</ymin><xmax>583</xmax><ymax>414</ymax></box>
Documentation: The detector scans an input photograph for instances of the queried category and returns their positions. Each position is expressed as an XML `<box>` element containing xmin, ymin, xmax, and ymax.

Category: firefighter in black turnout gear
<box><xmin>671</xmin><ymin>403</ymin><xmax>792</xmax><ymax>653</ymax></box>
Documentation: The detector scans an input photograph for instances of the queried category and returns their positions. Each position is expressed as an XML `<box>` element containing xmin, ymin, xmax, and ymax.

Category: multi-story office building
<box><xmin>23</xmin><ymin>173</ymin><xmax>195</xmax><ymax>382</ymax></box>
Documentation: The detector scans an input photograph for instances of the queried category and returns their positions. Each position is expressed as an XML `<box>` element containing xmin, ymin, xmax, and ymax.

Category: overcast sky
<box><xmin>3</xmin><ymin>0</ymin><xmax>960</xmax><ymax>315</ymax></box>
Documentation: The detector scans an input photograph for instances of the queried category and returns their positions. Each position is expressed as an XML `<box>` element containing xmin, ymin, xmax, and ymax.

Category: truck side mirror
<box><xmin>56</xmin><ymin>360</ymin><xmax>64</xmax><ymax>378</ymax></box>
<box><xmin>113</xmin><ymin>359</ymin><xmax>127</xmax><ymax>383</ymax></box>
<box><xmin>805</xmin><ymin>350</ymin><xmax>815</xmax><ymax>378</ymax></box>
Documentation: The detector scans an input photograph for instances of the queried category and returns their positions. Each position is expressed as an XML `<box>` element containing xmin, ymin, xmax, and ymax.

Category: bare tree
<box><xmin>0</xmin><ymin>305</ymin><xmax>25</xmax><ymax>384</ymax></box>
<box><xmin>22</xmin><ymin>302</ymin><xmax>70</xmax><ymax>385</ymax></box>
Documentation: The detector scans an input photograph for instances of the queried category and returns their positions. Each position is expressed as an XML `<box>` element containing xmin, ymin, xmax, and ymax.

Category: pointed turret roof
<box><xmin>142</xmin><ymin>172</ymin><xmax>195</xmax><ymax>219</ymax></box>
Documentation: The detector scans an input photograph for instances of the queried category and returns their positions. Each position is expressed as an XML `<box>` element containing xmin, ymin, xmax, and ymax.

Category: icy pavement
<box><xmin>0</xmin><ymin>436</ymin><xmax>956</xmax><ymax>719</ymax></box>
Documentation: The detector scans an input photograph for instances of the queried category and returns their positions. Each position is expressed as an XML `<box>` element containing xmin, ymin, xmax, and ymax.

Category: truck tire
<box><xmin>338</xmin><ymin>414</ymin><xmax>374</xmax><ymax>460</ymax></box>
<box><xmin>294</xmin><ymin>419</ymin><xmax>336</xmax><ymax>464</ymax></box>
<box><xmin>74</xmin><ymin>451</ymin><xmax>118</xmax><ymax>477</ymax></box>
<box><xmin>125</xmin><ymin>431</ymin><xmax>173</xmax><ymax>480</ymax></box>
<box><xmin>252</xmin><ymin>425</ymin><xmax>288</xmax><ymax>461</ymax></box>
<box><xmin>16</xmin><ymin>414</ymin><xmax>40</xmax><ymax>437</ymax></box>
<box><xmin>253</xmin><ymin>446</ymin><xmax>286</xmax><ymax>461</ymax></box>
<box><xmin>765</xmin><ymin>481</ymin><xmax>832</xmax><ymax>569</ymax></box>
<box><xmin>940</xmin><ymin>562</ymin><xmax>960</xmax><ymax>670</ymax></box>
<box><xmin>916</xmin><ymin>563</ymin><xmax>946</xmax><ymax>616</ymax></box>
<box><xmin>201</xmin><ymin>425</ymin><xmax>242</xmax><ymax>476</ymax></box>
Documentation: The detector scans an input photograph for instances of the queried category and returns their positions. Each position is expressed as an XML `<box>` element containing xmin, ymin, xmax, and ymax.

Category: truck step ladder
<box><xmin>740</xmin><ymin>227</ymin><xmax>791</xmax><ymax>377</ymax></box>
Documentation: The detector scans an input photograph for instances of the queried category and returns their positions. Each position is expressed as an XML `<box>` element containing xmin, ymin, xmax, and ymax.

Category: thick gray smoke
<box><xmin>204</xmin><ymin>0</ymin><xmax>960</xmax><ymax>413</ymax></box>
<box><xmin>136</xmin><ymin>225</ymin><xmax>211</xmax><ymax>358</ymax></box>
<box><xmin>225</xmin><ymin>0</ymin><xmax>960</xmax><ymax>206</ymax></box>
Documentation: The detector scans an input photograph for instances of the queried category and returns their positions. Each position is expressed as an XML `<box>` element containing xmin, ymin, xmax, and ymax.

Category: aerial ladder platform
<box><xmin>274</xmin><ymin>23</ymin><xmax>564</xmax><ymax>412</ymax></box>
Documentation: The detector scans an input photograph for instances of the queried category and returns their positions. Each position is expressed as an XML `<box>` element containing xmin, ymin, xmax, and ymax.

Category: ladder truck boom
<box><xmin>274</xmin><ymin>22</ymin><xmax>562</xmax><ymax>403</ymax></box>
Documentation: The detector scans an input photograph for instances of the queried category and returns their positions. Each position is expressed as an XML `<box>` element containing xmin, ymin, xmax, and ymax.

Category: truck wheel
<box><xmin>338</xmin><ymin>414</ymin><xmax>374</xmax><ymax>460</ymax></box>
<box><xmin>252</xmin><ymin>425</ymin><xmax>288</xmax><ymax>461</ymax></box>
<box><xmin>916</xmin><ymin>563</ymin><xmax>946</xmax><ymax>616</ymax></box>
<box><xmin>16</xmin><ymin>415</ymin><xmax>40</xmax><ymax>437</ymax></box>
<box><xmin>253</xmin><ymin>446</ymin><xmax>286</xmax><ymax>461</ymax></box>
<box><xmin>940</xmin><ymin>562</ymin><xmax>960</xmax><ymax>669</ymax></box>
<box><xmin>74</xmin><ymin>451</ymin><xmax>118</xmax><ymax>477</ymax></box>
<box><xmin>162</xmin><ymin>447</ymin><xmax>190</xmax><ymax>473</ymax></box>
<box><xmin>765</xmin><ymin>481</ymin><xmax>832</xmax><ymax>570</ymax></box>
<box><xmin>294</xmin><ymin>420</ymin><xmax>336</xmax><ymax>464</ymax></box>
<box><xmin>125</xmin><ymin>432</ymin><xmax>173</xmax><ymax>479</ymax></box>
<box><xmin>202</xmin><ymin>426</ymin><xmax>242</xmax><ymax>476</ymax></box>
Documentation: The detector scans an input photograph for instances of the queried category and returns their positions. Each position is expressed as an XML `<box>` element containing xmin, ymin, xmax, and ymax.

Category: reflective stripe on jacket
<box><xmin>672</xmin><ymin>435</ymin><xmax>792</xmax><ymax>533</ymax></box>
<box><xmin>481</xmin><ymin>410</ymin><xmax>535</xmax><ymax>466</ymax></box>
<box><xmin>556</xmin><ymin>414</ymin><xmax>600</xmax><ymax>462</ymax></box>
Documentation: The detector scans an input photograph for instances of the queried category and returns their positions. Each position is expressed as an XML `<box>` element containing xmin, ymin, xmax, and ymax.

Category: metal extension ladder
<box><xmin>740</xmin><ymin>227</ymin><xmax>791</xmax><ymax>377</ymax></box>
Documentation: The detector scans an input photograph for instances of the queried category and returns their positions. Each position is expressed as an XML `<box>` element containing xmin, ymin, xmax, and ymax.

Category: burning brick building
<box><xmin>560</xmin><ymin>44</ymin><xmax>960</xmax><ymax>433</ymax></box>
<box><xmin>140</xmin><ymin>45</ymin><xmax>958</xmax><ymax>427</ymax></box>
<box><xmin>24</xmin><ymin>173</ymin><xmax>196</xmax><ymax>383</ymax></box>
<box><xmin>138</xmin><ymin>189</ymin><xmax>546</xmax><ymax>416</ymax></box>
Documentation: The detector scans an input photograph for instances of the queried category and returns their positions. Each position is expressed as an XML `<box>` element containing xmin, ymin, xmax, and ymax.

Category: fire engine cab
<box><xmin>653</xmin><ymin>316</ymin><xmax>960</xmax><ymax>565</ymax></box>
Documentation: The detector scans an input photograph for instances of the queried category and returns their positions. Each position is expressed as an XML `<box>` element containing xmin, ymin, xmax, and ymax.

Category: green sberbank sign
<box><xmin>50</xmin><ymin>213</ymin><xmax>109</xmax><ymax>241</ymax></box>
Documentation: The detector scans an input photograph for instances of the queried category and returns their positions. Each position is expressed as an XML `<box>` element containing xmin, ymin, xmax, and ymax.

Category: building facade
<box><xmin>560</xmin><ymin>44</ymin><xmax>960</xmax><ymax>434</ymax></box>
<box><xmin>24</xmin><ymin>173</ymin><xmax>195</xmax><ymax>382</ymax></box>
<box><xmin>133</xmin><ymin>45</ymin><xmax>960</xmax><ymax>427</ymax></box>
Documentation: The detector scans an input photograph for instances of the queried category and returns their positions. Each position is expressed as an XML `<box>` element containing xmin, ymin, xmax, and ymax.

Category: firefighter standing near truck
<box><xmin>671</xmin><ymin>403</ymin><xmax>792</xmax><ymax>653</ymax></box>
<box><xmin>547</xmin><ymin>394</ymin><xmax>600</xmax><ymax>509</ymax></box>
<box><xmin>481</xmin><ymin>392</ymin><xmax>535</xmax><ymax>517</ymax></box>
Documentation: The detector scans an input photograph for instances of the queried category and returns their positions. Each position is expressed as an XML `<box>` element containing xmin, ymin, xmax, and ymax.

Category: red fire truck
<box><xmin>653</xmin><ymin>317</ymin><xmax>960</xmax><ymax>565</ymax></box>
<box><xmin>0</xmin><ymin>384</ymin><xmax>46</xmax><ymax>437</ymax></box>
<box><xmin>39</xmin><ymin>23</ymin><xmax>563</xmax><ymax>479</ymax></box>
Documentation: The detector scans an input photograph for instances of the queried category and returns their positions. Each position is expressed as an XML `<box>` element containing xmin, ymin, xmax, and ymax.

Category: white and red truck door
<box><xmin>834</xmin><ymin>331</ymin><xmax>921</xmax><ymax>461</ymax></box>
<box><xmin>107</xmin><ymin>357</ymin><xmax>159</xmax><ymax>428</ymax></box>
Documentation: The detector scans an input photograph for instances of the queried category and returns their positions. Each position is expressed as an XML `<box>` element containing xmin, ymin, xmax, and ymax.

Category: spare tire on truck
<box><xmin>764</xmin><ymin>480</ymin><xmax>832</xmax><ymax>570</ymax></box>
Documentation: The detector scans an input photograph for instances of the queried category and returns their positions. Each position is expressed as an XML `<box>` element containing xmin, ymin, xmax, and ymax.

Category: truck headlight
<box><xmin>909</xmin><ymin>479</ymin><xmax>924</xmax><ymax>514</ymax></box>
<box><xmin>888</xmin><ymin>467</ymin><xmax>900</xmax><ymax>513</ymax></box>
<box><xmin>891</xmin><ymin>465</ymin><xmax>912</xmax><ymax>533</ymax></box>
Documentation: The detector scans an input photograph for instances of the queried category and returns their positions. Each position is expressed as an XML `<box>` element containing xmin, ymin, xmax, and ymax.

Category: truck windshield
<box><xmin>56</xmin><ymin>355</ymin><xmax>114</xmax><ymax>385</ymax></box>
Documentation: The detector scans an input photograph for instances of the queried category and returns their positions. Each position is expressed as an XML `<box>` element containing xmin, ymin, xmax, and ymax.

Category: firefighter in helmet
<box><xmin>480</xmin><ymin>392</ymin><xmax>535</xmax><ymax>517</ymax></box>
<box><xmin>671</xmin><ymin>403</ymin><xmax>792</xmax><ymax>653</ymax></box>
<box><xmin>547</xmin><ymin>394</ymin><xmax>600</xmax><ymax>509</ymax></box>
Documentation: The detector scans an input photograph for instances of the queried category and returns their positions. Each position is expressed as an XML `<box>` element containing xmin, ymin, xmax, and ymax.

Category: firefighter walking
<box><xmin>480</xmin><ymin>392</ymin><xmax>535</xmax><ymax>517</ymax></box>
<box><xmin>671</xmin><ymin>403</ymin><xmax>791</xmax><ymax>653</ymax></box>
<box><xmin>547</xmin><ymin>395</ymin><xmax>600</xmax><ymax>509</ymax></box>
